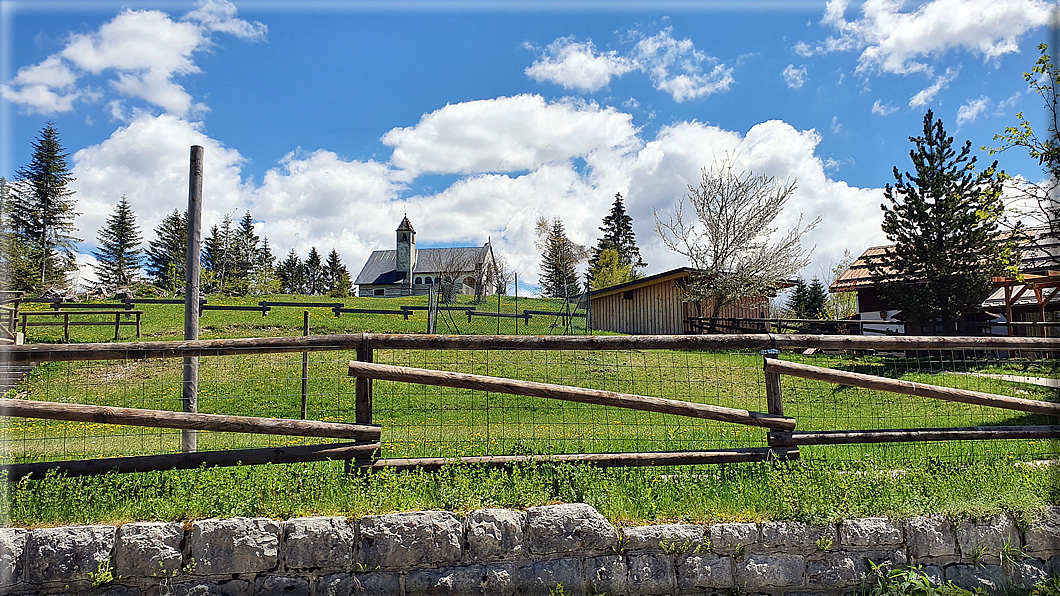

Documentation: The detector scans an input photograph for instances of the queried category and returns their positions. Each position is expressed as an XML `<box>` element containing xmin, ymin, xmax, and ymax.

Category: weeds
<box><xmin>863</xmin><ymin>561</ymin><xmax>979</xmax><ymax>595</ymax></box>
<box><xmin>815</xmin><ymin>535</ymin><xmax>834</xmax><ymax>551</ymax></box>
<box><xmin>89</xmin><ymin>559</ymin><xmax>116</xmax><ymax>587</ymax></box>
<box><xmin>659</xmin><ymin>537</ymin><xmax>709</xmax><ymax>555</ymax></box>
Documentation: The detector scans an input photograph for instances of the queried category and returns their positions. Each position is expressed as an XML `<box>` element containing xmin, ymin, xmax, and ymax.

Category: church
<box><xmin>354</xmin><ymin>216</ymin><xmax>499</xmax><ymax>299</ymax></box>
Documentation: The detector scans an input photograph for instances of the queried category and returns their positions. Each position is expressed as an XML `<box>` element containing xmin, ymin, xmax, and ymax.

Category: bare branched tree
<box><xmin>655</xmin><ymin>157</ymin><xmax>820</xmax><ymax>328</ymax></box>
<box><xmin>433</xmin><ymin>249</ymin><xmax>479</xmax><ymax>304</ymax></box>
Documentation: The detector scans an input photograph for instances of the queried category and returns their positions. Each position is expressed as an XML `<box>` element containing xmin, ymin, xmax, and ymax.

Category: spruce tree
<box><xmin>587</xmin><ymin>192</ymin><xmax>646</xmax><ymax>288</ymax></box>
<box><xmin>202</xmin><ymin>213</ymin><xmax>235</xmax><ymax>293</ymax></box>
<box><xmin>869</xmin><ymin>110</ymin><xmax>1010</xmax><ymax>331</ymax></box>
<box><xmin>92</xmin><ymin>195</ymin><xmax>143</xmax><ymax>288</ymax></box>
<box><xmin>323</xmin><ymin>248</ymin><xmax>348</xmax><ymax>296</ymax></box>
<box><xmin>230</xmin><ymin>211</ymin><xmax>260</xmax><ymax>294</ymax></box>
<box><xmin>276</xmin><ymin>249</ymin><xmax>304</xmax><ymax>295</ymax></box>
<box><xmin>538</xmin><ymin>218</ymin><xmax>584</xmax><ymax>299</ymax></box>
<box><xmin>145</xmin><ymin>209</ymin><xmax>187</xmax><ymax>293</ymax></box>
<box><xmin>805</xmin><ymin>277</ymin><xmax>828</xmax><ymax>319</ymax></box>
<box><xmin>786</xmin><ymin>278</ymin><xmax>808</xmax><ymax>318</ymax></box>
<box><xmin>13</xmin><ymin>122</ymin><xmax>80</xmax><ymax>290</ymax></box>
<box><xmin>249</xmin><ymin>236</ymin><xmax>277</xmax><ymax>295</ymax></box>
<box><xmin>304</xmin><ymin>247</ymin><xmax>324</xmax><ymax>295</ymax></box>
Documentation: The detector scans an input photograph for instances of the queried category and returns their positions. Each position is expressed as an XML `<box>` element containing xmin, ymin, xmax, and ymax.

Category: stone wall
<box><xmin>1</xmin><ymin>504</ymin><xmax>1057</xmax><ymax>595</ymax></box>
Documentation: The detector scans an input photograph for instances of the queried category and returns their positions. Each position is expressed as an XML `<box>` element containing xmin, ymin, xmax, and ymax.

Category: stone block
<box><xmin>406</xmin><ymin>564</ymin><xmax>514</xmax><ymax>595</ymax></box>
<box><xmin>840</xmin><ymin>517</ymin><xmax>903</xmax><ymax>547</ymax></box>
<box><xmin>0</xmin><ymin>527</ymin><xmax>27</xmax><ymax>587</ymax></box>
<box><xmin>676</xmin><ymin>553</ymin><xmax>734</xmax><ymax>590</ymax></box>
<box><xmin>1008</xmin><ymin>559</ymin><xmax>1048</xmax><ymax>591</ymax></box>
<box><xmin>467</xmin><ymin>508</ymin><xmax>525</xmax><ymax>560</ymax></box>
<box><xmin>187</xmin><ymin>517</ymin><xmax>280</xmax><ymax>575</ymax></box>
<box><xmin>805</xmin><ymin>553</ymin><xmax>866</xmax><ymax>588</ymax></box>
<box><xmin>583</xmin><ymin>555</ymin><xmax>627</xmax><ymax>596</ymax></box>
<box><xmin>526</xmin><ymin>503</ymin><xmax>617</xmax><ymax>555</ymax></box>
<box><xmin>255</xmin><ymin>575</ymin><xmax>310</xmax><ymax>595</ymax></box>
<box><xmin>174</xmin><ymin>579</ymin><xmax>251</xmax><ymax>596</ymax></box>
<box><xmin>759</xmin><ymin>521</ymin><xmax>836</xmax><ymax>550</ymax></box>
<box><xmin>515</xmin><ymin>558</ymin><xmax>581</xmax><ymax>596</ymax></box>
<box><xmin>955</xmin><ymin>515</ymin><xmax>1019</xmax><ymax>564</ymax></box>
<box><xmin>24</xmin><ymin>524</ymin><xmax>115</xmax><ymax>584</ymax></box>
<box><xmin>283</xmin><ymin>516</ymin><xmax>355</xmax><ymax>571</ymax></box>
<box><xmin>358</xmin><ymin>510</ymin><xmax>463</xmax><ymax>569</ymax></box>
<box><xmin>114</xmin><ymin>522</ymin><xmax>183</xmax><ymax>579</ymax></box>
<box><xmin>627</xmin><ymin>553</ymin><xmax>675</xmax><ymax>595</ymax></box>
<box><xmin>1025</xmin><ymin>506</ymin><xmax>1060</xmax><ymax>555</ymax></box>
<box><xmin>735</xmin><ymin>554</ymin><xmax>805</xmax><ymax>589</ymax></box>
<box><xmin>621</xmin><ymin>524</ymin><xmax>704</xmax><ymax>553</ymax></box>
<box><xmin>317</xmin><ymin>572</ymin><xmax>401</xmax><ymax>596</ymax></box>
<box><xmin>920</xmin><ymin>565</ymin><xmax>944</xmax><ymax>587</ymax></box>
<box><xmin>905</xmin><ymin>515</ymin><xmax>957</xmax><ymax>561</ymax></box>
<box><xmin>945</xmin><ymin>564</ymin><xmax>1006</xmax><ymax>593</ymax></box>
<box><xmin>709</xmin><ymin>522</ymin><xmax>758</xmax><ymax>554</ymax></box>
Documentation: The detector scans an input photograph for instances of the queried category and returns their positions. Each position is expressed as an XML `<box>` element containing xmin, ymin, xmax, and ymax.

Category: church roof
<box><xmin>355</xmin><ymin>245</ymin><xmax>490</xmax><ymax>285</ymax></box>
<box><xmin>397</xmin><ymin>216</ymin><xmax>415</xmax><ymax>232</ymax></box>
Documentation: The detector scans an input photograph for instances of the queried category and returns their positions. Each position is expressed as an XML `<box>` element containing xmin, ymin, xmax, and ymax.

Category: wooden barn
<box><xmin>589</xmin><ymin>267</ymin><xmax>772</xmax><ymax>335</ymax></box>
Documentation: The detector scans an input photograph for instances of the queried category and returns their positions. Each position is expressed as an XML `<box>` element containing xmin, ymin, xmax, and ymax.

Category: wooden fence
<box><xmin>1</xmin><ymin>333</ymin><xmax>1057</xmax><ymax>478</ymax></box>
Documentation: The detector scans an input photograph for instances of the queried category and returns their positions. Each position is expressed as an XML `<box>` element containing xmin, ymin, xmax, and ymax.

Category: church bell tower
<box><xmin>396</xmin><ymin>216</ymin><xmax>416</xmax><ymax>291</ymax></box>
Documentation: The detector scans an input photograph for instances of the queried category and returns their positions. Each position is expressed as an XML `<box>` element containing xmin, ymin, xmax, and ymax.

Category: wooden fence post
<box><xmin>355</xmin><ymin>338</ymin><xmax>373</xmax><ymax>425</ymax></box>
<box><xmin>762</xmin><ymin>348</ymin><xmax>789</xmax><ymax>451</ymax></box>
<box><xmin>301</xmin><ymin>310</ymin><xmax>310</xmax><ymax>420</ymax></box>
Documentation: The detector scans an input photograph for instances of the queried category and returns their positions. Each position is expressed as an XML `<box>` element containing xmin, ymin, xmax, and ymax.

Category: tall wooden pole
<box><xmin>183</xmin><ymin>145</ymin><xmax>203</xmax><ymax>453</ymax></box>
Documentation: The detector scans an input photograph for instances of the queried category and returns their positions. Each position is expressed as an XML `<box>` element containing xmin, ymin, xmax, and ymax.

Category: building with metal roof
<box><xmin>355</xmin><ymin>216</ymin><xmax>498</xmax><ymax>298</ymax></box>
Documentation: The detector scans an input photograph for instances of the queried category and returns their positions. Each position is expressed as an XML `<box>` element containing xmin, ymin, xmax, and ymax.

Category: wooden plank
<box><xmin>768</xmin><ymin>426</ymin><xmax>1060</xmax><ymax>445</ymax></box>
<box><xmin>764</xmin><ymin>358</ymin><xmax>1060</xmax><ymax>417</ymax></box>
<box><xmin>1</xmin><ymin>441</ymin><xmax>380</xmax><ymax>480</ymax></box>
<box><xmin>364</xmin><ymin>447</ymin><xmax>800</xmax><ymax>471</ymax></box>
<box><xmin>0</xmin><ymin>398</ymin><xmax>382</xmax><ymax>440</ymax></box>
<box><xmin>3</xmin><ymin>333</ymin><xmax>1059</xmax><ymax>364</ymax></box>
<box><xmin>348</xmin><ymin>360</ymin><xmax>796</xmax><ymax>430</ymax></box>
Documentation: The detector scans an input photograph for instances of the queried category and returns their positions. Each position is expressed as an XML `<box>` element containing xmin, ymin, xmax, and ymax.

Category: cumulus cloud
<box><xmin>909</xmin><ymin>67</ymin><xmax>959</xmax><ymax>107</ymax></box>
<box><xmin>71</xmin><ymin>102</ymin><xmax>885</xmax><ymax>290</ymax></box>
<box><xmin>1</xmin><ymin>0</ymin><xmax>264</xmax><ymax>117</ymax></box>
<box><xmin>382</xmin><ymin>94</ymin><xmax>639</xmax><ymax>179</ymax></box>
<box><xmin>955</xmin><ymin>96</ymin><xmax>991</xmax><ymax>126</ymax></box>
<box><xmin>803</xmin><ymin>0</ymin><xmax>1052</xmax><ymax>75</ymax></box>
<box><xmin>524</xmin><ymin>37</ymin><xmax>634</xmax><ymax>92</ymax></box>
<box><xmin>783</xmin><ymin>64</ymin><xmax>808</xmax><ymax>89</ymax></box>
<box><xmin>526</xmin><ymin>27</ymin><xmax>734</xmax><ymax>102</ymax></box>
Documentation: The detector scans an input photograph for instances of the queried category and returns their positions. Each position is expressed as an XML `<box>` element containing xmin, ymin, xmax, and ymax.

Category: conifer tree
<box><xmin>323</xmin><ymin>248</ymin><xmax>349</xmax><ymax>297</ymax></box>
<box><xmin>92</xmin><ymin>195</ymin><xmax>143</xmax><ymax>288</ymax></box>
<box><xmin>202</xmin><ymin>213</ymin><xmax>235</xmax><ymax>293</ymax></box>
<box><xmin>249</xmin><ymin>236</ymin><xmax>278</xmax><ymax>295</ymax></box>
<box><xmin>304</xmin><ymin>247</ymin><xmax>324</xmax><ymax>295</ymax></box>
<box><xmin>870</xmin><ymin>110</ymin><xmax>1010</xmax><ymax>331</ymax></box>
<box><xmin>587</xmin><ymin>192</ymin><xmax>646</xmax><ymax>288</ymax></box>
<box><xmin>536</xmin><ymin>217</ymin><xmax>585</xmax><ymax>299</ymax></box>
<box><xmin>145</xmin><ymin>209</ymin><xmax>187</xmax><ymax>293</ymax></box>
<box><xmin>231</xmin><ymin>211</ymin><xmax>260</xmax><ymax>292</ymax></box>
<box><xmin>0</xmin><ymin>177</ymin><xmax>34</xmax><ymax>289</ymax></box>
<box><xmin>276</xmin><ymin>249</ymin><xmax>304</xmax><ymax>295</ymax></box>
<box><xmin>786</xmin><ymin>278</ymin><xmax>808</xmax><ymax>318</ymax></box>
<box><xmin>804</xmin><ymin>277</ymin><xmax>828</xmax><ymax>319</ymax></box>
<box><xmin>13</xmin><ymin>122</ymin><xmax>80</xmax><ymax>290</ymax></box>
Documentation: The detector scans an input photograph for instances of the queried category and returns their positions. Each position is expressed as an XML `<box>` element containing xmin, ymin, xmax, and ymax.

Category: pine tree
<box><xmin>92</xmin><ymin>195</ymin><xmax>143</xmax><ymax>288</ymax></box>
<box><xmin>0</xmin><ymin>177</ymin><xmax>33</xmax><ymax>289</ymax></box>
<box><xmin>202</xmin><ymin>213</ymin><xmax>235</xmax><ymax>293</ymax></box>
<box><xmin>869</xmin><ymin>110</ymin><xmax>1010</xmax><ymax>331</ymax></box>
<box><xmin>228</xmin><ymin>211</ymin><xmax>260</xmax><ymax>295</ymax></box>
<box><xmin>276</xmin><ymin>249</ymin><xmax>303</xmax><ymax>295</ymax></box>
<box><xmin>323</xmin><ymin>248</ymin><xmax>349</xmax><ymax>297</ymax></box>
<box><xmin>304</xmin><ymin>247</ymin><xmax>324</xmax><ymax>295</ymax></box>
<box><xmin>805</xmin><ymin>277</ymin><xmax>828</xmax><ymax>319</ymax></box>
<box><xmin>537</xmin><ymin>218</ymin><xmax>584</xmax><ymax>299</ymax></box>
<box><xmin>587</xmin><ymin>192</ymin><xmax>646</xmax><ymax>288</ymax></box>
<box><xmin>249</xmin><ymin>236</ymin><xmax>278</xmax><ymax>295</ymax></box>
<box><xmin>786</xmin><ymin>278</ymin><xmax>808</xmax><ymax>318</ymax></box>
<box><xmin>145</xmin><ymin>209</ymin><xmax>187</xmax><ymax>294</ymax></box>
<box><xmin>13</xmin><ymin>122</ymin><xmax>80</xmax><ymax>290</ymax></box>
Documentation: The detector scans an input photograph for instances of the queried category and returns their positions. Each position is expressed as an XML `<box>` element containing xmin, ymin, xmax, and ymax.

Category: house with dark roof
<box><xmin>355</xmin><ymin>216</ymin><xmax>499</xmax><ymax>298</ymax></box>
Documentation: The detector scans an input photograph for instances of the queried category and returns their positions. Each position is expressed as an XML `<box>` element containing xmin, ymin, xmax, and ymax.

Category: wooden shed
<box><xmin>589</xmin><ymin>267</ymin><xmax>771</xmax><ymax>335</ymax></box>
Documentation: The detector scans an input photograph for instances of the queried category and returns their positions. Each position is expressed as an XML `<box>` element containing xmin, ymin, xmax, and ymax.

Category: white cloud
<box><xmin>783</xmin><ymin>64</ymin><xmax>808</xmax><ymax>89</ymax></box>
<box><xmin>909</xmin><ymin>67</ymin><xmax>959</xmax><ymax>107</ymax></box>
<box><xmin>956</xmin><ymin>95</ymin><xmax>991</xmax><ymax>126</ymax></box>
<box><xmin>527</xmin><ymin>27</ymin><xmax>734</xmax><ymax>103</ymax></box>
<box><xmin>524</xmin><ymin>37</ymin><xmax>634</xmax><ymax>92</ymax></box>
<box><xmin>1</xmin><ymin>0</ymin><xmax>263</xmax><ymax>117</ymax></box>
<box><xmin>382</xmin><ymin>94</ymin><xmax>639</xmax><ymax>179</ymax></box>
<box><xmin>803</xmin><ymin>0</ymin><xmax>1052</xmax><ymax>75</ymax></box>
<box><xmin>871</xmin><ymin>100</ymin><xmax>898</xmax><ymax>116</ymax></box>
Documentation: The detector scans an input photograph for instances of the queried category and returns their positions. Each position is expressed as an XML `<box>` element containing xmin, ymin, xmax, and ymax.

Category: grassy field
<box><xmin>2</xmin><ymin>292</ymin><xmax>1059</xmax><ymax>529</ymax></box>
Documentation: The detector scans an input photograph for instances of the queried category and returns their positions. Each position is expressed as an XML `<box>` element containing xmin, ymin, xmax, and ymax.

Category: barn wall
<box><xmin>591</xmin><ymin>277</ymin><xmax>771</xmax><ymax>335</ymax></box>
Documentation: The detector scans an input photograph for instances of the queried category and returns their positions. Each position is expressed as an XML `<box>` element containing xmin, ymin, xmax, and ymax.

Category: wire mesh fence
<box><xmin>2</xmin><ymin>336</ymin><xmax>1057</xmax><ymax>470</ymax></box>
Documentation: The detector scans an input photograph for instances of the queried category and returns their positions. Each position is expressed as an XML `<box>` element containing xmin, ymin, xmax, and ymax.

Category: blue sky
<box><xmin>1</xmin><ymin>0</ymin><xmax>1055</xmax><ymax>289</ymax></box>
